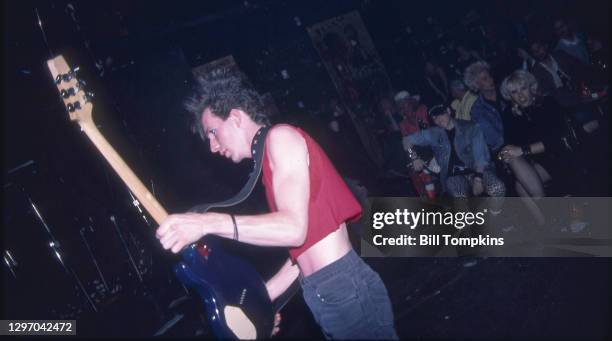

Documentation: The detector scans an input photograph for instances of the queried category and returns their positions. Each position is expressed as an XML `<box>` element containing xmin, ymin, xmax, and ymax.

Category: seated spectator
<box><xmin>529</xmin><ymin>38</ymin><xmax>592</xmax><ymax>107</ymax></box>
<box><xmin>528</xmin><ymin>35</ymin><xmax>606</xmax><ymax>118</ymax></box>
<box><xmin>394</xmin><ymin>90</ymin><xmax>429</xmax><ymax>136</ymax></box>
<box><xmin>553</xmin><ymin>18</ymin><xmax>590</xmax><ymax>65</ymax></box>
<box><xmin>422</xmin><ymin>60</ymin><xmax>450</xmax><ymax>105</ymax></box>
<box><xmin>464</xmin><ymin>61</ymin><xmax>506</xmax><ymax>154</ymax></box>
<box><xmin>403</xmin><ymin>105</ymin><xmax>505</xmax><ymax>211</ymax></box>
<box><xmin>449</xmin><ymin>79</ymin><xmax>478</xmax><ymax>121</ymax></box>
<box><xmin>530</xmin><ymin>36</ymin><xmax>580</xmax><ymax>102</ymax></box>
<box><xmin>586</xmin><ymin>34</ymin><xmax>609</xmax><ymax>71</ymax></box>
<box><xmin>395</xmin><ymin>90</ymin><xmax>438</xmax><ymax>197</ymax></box>
<box><xmin>500</xmin><ymin>70</ymin><xmax>600</xmax><ymax>197</ymax></box>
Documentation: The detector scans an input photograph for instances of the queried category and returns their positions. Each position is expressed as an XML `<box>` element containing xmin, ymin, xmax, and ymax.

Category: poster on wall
<box><xmin>308</xmin><ymin>11</ymin><xmax>392</xmax><ymax>167</ymax></box>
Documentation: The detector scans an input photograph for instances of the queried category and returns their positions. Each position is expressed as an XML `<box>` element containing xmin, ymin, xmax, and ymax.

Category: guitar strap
<box><xmin>188</xmin><ymin>125</ymin><xmax>271</xmax><ymax>214</ymax></box>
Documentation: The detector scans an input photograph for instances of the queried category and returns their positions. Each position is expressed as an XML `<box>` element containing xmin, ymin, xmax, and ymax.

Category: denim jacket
<box><xmin>404</xmin><ymin>119</ymin><xmax>490</xmax><ymax>192</ymax></box>
<box><xmin>469</xmin><ymin>95</ymin><xmax>505</xmax><ymax>152</ymax></box>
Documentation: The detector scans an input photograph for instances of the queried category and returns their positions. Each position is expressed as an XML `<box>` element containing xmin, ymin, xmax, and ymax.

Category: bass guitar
<box><xmin>47</xmin><ymin>55</ymin><xmax>275</xmax><ymax>339</ymax></box>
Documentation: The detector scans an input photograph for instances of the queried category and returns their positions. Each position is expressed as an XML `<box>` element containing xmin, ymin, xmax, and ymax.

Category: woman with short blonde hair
<box><xmin>498</xmin><ymin>69</ymin><xmax>580</xmax><ymax>224</ymax></box>
<box><xmin>500</xmin><ymin>70</ymin><xmax>538</xmax><ymax>103</ymax></box>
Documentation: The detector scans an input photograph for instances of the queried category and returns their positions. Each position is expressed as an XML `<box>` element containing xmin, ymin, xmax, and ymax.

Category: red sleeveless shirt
<box><xmin>262</xmin><ymin>125</ymin><xmax>362</xmax><ymax>261</ymax></box>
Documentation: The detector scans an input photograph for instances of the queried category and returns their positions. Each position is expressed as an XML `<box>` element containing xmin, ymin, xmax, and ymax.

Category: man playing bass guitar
<box><xmin>156</xmin><ymin>72</ymin><xmax>397</xmax><ymax>339</ymax></box>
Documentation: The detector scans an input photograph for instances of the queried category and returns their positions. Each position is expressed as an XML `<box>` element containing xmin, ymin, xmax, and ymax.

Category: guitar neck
<box><xmin>80</xmin><ymin>122</ymin><xmax>168</xmax><ymax>225</ymax></box>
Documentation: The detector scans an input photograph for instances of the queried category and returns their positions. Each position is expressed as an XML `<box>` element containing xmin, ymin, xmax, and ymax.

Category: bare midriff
<box><xmin>296</xmin><ymin>223</ymin><xmax>352</xmax><ymax>277</ymax></box>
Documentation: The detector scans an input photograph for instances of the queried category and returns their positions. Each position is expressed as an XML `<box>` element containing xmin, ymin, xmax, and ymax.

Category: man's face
<box><xmin>476</xmin><ymin>70</ymin><xmax>495</xmax><ymax>92</ymax></box>
<box><xmin>530</xmin><ymin>42</ymin><xmax>548</xmax><ymax>62</ymax></box>
<box><xmin>432</xmin><ymin>108</ymin><xmax>452</xmax><ymax>129</ymax></box>
<box><xmin>201</xmin><ymin>108</ymin><xmax>245</xmax><ymax>163</ymax></box>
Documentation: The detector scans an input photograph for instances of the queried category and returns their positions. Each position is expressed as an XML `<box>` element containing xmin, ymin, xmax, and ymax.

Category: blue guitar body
<box><xmin>174</xmin><ymin>236</ymin><xmax>274</xmax><ymax>339</ymax></box>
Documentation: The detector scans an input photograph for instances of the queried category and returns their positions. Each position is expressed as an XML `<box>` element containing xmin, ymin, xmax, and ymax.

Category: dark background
<box><xmin>3</xmin><ymin>0</ymin><xmax>611</xmax><ymax>339</ymax></box>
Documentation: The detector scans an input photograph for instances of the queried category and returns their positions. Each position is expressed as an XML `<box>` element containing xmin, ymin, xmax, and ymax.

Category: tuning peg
<box><xmin>54</xmin><ymin>66</ymin><xmax>80</xmax><ymax>84</ymax></box>
<box><xmin>66</xmin><ymin>101</ymin><xmax>81</xmax><ymax>112</ymax></box>
<box><xmin>55</xmin><ymin>72</ymin><xmax>73</xmax><ymax>84</ymax></box>
<box><xmin>60</xmin><ymin>87</ymin><xmax>76</xmax><ymax>98</ymax></box>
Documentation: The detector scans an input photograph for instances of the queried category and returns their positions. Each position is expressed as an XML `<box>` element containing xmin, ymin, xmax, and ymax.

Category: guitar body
<box><xmin>175</xmin><ymin>236</ymin><xmax>274</xmax><ymax>339</ymax></box>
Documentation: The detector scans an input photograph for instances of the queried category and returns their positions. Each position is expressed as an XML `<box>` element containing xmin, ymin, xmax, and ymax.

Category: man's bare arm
<box><xmin>266</xmin><ymin>258</ymin><xmax>300</xmax><ymax>301</ymax></box>
<box><xmin>156</xmin><ymin>126</ymin><xmax>310</xmax><ymax>253</ymax></box>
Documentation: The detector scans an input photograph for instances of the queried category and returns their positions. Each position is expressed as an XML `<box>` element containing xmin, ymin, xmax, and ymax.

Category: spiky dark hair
<box><xmin>184</xmin><ymin>69</ymin><xmax>270</xmax><ymax>140</ymax></box>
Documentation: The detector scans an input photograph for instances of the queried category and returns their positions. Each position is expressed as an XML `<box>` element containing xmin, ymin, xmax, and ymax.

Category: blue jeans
<box><xmin>300</xmin><ymin>250</ymin><xmax>398</xmax><ymax>339</ymax></box>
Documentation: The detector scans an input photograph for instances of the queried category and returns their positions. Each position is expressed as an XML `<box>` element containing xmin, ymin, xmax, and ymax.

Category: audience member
<box><xmin>529</xmin><ymin>37</ymin><xmax>581</xmax><ymax>104</ymax></box>
<box><xmin>553</xmin><ymin>18</ymin><xmax>590</xmax><ymax>65</ymax></box>
<box><xmin>529</xmin><ymin>35</ymin><xmax>606</xmax><ymax>125</ymax></box>
<box><xmin>449</xmin><ymin>79</ymin><xmax>478</xmax><ymax>121</ymax></box>
<box><xmin>395</xmin><ymin>90</ymin><xmax>438</xmax><ymax>197</ymax></box>
<box><xmin>464</xmin><ymin>61</ymin><xmax>506</xmax><ymax>154</ymax></box>
<box><xmin>499</xmin><ymin>70</ymin><xmax>582</xmax><ymax>220</ymax></box>
<box><xmin>394</xmin><ymin>90</ymin><xmax>429</xmax><ymax>136</ymax></box>
<box><xmin>403</xmin><ymin>105</ymin><xmax>505</xmax><ymax>211</ymax></box>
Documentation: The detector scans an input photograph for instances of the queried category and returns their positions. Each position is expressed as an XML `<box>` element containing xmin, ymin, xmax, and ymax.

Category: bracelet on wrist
<box><xmin>230</xmin><ymin>214</ymin><xmax>238</xmax><ymax>241</ymax></box>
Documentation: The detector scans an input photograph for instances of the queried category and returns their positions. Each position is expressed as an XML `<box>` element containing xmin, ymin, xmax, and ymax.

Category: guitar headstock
<box><xmin>47</xmin><ymin>55</ymin><xmax>94</xmax><ymax>125</ymax></box>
